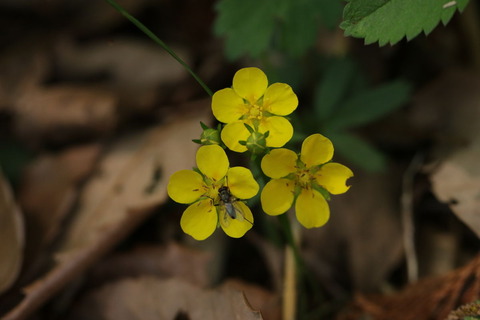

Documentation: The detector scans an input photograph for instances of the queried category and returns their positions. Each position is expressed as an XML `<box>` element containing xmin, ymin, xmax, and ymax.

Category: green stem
<box><xmin>279</xmin><ymin>214</ymin><xmax>304</xmax><ymax>270</ymax></box>
<box><xmin>104</xmin><ymin>0</ymin><xmax>213</xmax><ymax>97</ymax></box>
<box><xmin>279</xmin><ymin>214</ymin><xmax>324</xmax><ymax>319</ymax></box>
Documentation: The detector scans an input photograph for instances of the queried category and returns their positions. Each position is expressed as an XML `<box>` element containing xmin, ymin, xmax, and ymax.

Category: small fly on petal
<box><xmin>218</xmin><ymin>186</ymin><xmax>252</xmax><ymax>227</ymax></box>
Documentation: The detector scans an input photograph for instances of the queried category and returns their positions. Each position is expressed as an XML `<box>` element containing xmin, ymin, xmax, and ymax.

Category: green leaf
<box><xmin>314</xmin><ymin>58</ymin><xmax>356</xmax><ymax>121</ymax></box>
<box><xmin>341</xmin><ymin>0</ymin><xmax>470</xmax><ymax>46</ymax></box>
<box><xmin>281</xmin><ymin>0</ymin><xmax>322</xmax><ymax>57</ymax></box>
<box><xmin>328</xmin><ymin>132</ymin><xmax>387</xmax><ymax>172</ymax></box>
<box><xmin>281</xmin><ymin>0</ymin><xmax>344</xmax><ymax>56</ymax></box>
<box><xmin>326</xmin><ymin>80</ymin><xmax>411</xmax><ymax>130</ymax></box>
<box><xmin>214</xmin><ymin>0</ymin><xmax>280</xmax><ymax>59</ymax></box>
<box><xmin>215</xmin><ymin>0</ymin><xmax>344</xmax><ymax>59</ymax></box>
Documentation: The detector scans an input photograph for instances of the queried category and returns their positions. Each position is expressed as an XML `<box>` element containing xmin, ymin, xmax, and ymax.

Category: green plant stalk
<box><xmin>281</xmin><ymin>213</ymin><xmax>300</xmax><ymax>320</ymax></box>
<box><xmin>279</xmin><ymin>213</ymin><xmax>324</xmax><ymax>319</ymax></box>
<box><xmin>104</xmin><ymin>0</ymin><xmax>213</xmax><ymax>97</ymax></box>
<box><xmin>279</xmin><ymin>214</ymin><xmax>304</xmax><ymax>273</ymax></box>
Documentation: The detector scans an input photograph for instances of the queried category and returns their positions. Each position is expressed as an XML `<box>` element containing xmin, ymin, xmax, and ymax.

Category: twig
<box><xmin>282</xmin><ymin>215</ymin><xmax>300</xmax><ymax>320</ymax></box>
<box><xmin>401</xmin><ymin>153</ymin><xmax>423</xmax><ymax>282</ymax></box>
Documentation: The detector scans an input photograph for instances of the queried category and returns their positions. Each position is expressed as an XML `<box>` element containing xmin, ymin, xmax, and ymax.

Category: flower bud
<box><xmin>199</xmin><ymin>127</ymin><xmax>221</xmax><ymax>146</ymax></box>
<box><xmin>245</xmin><ymin>131</ymin><xmax>268</xmax><ymax>155</ymax></box>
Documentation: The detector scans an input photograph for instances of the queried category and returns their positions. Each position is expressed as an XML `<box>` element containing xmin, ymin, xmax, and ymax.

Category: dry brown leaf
<box><xmin>19</xmin><ymin>144</ymin><xmax>101</xmax><ymax>260</ymax></box>
<box><xmin>337</xmin><ymin>254</ymin><xmax>480</xmax><ymax>320</ymax></box>
<box><xmin>55</xmin><ymin>37</ymin><xmax>191</xmax><ymax>109</ymax></box>
<box><xmin>0</xmin><ymin>169</ymin><xmax>25</xmax><ymax>294</ymax></box>
<box><xmin>2</xmin><ymin>100</ymin><xmax>211</xmax><ymax>320</ymax></box>
<box><xmin>0</xmin><ymin>42</ymin><xmax>49</xmax><ymax>110</ymax></box>
<box><xmin>69</xmin><ymin>276</ymin><xmax>263</xmax><ymax>320</ymax></box>
<box><xmin>303</xmin><ymin>169</ymin><xmax>403</xmax><ymax>292</ymax></box>
<box><xmin>412</xmin><ymin>70</ymin><xmax>480</xmax><ymax>238</ymax></box>
<box><xmin>223</xmin><ymin>279</ymin><xmax>281</xmax><ymax>320</ymax></box>
<box><xmin>430</xmin><ymin>139</ymin><xmax>480</xmax><ymax>238</ymax></box>
<box><xmin>13</xmin><ymin>85</ymin><xmax>117</xmax><ymax>145</ymax></box>
<box><xmin>56</xmin><ymin>37</ymin><xmax>189</xmax><ymax>90</ymax></box>
<box><xmin>89</xmin><ymin>242</ymin><xmax>212</xmax><ymax>287</ymax></box>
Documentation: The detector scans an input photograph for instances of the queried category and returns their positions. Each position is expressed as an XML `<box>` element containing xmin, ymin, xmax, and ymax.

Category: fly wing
<box><xmin>231</xmin><ymin>202</ymin><xmax>244</xmax><ymax>222</ymax></box>
<box><xmin>217</xmin><ymin>204</ymin><xmax>231</xmax><ymax>229</ymax></box>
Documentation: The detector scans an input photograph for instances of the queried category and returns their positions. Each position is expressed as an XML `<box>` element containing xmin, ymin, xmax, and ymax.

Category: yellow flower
<box><xmin>212</xmin><ymin>67</ymin><xmax>298</xmax><ymax>152</ymax></box>
<box><xmin>260</xmin><ymin>134</ymin><xmax>353</xmax><ymax>228</ymax></box>
<box><xmin>167</xmin><ymin>145</ymin><xmax>259</xmax><ymax>240</ymax></box>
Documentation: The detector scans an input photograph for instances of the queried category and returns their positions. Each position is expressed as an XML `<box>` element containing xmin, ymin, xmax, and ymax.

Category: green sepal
<box><xmin>312</xmin><ymin>184</ymin><xmax>331</xmax><ymax>201</ymax></box>
<box><xmin>244</xmin><ymin>123</ymin><xmax>255</xmax><ymax>134</ymax></box>
<box><xmin>200</xmin><ymin>121</ymin><xmax>210</xmax><ymax>130</ymax></box>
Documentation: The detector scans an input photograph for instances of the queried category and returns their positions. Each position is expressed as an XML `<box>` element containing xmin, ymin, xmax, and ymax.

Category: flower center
<box><xmin>203</xmin><ymin>180</ymin><xmax>222</xmax><ymax>201</ymax></box>
<box><xmin>246</xmin><ymin>102</ymin><xmax>263</xmax><ymax>120</ymax></box>
<box><xmin>296</xmin><ymin>168</ymin><xmax>313</xmax><ymax>189</ymax></box>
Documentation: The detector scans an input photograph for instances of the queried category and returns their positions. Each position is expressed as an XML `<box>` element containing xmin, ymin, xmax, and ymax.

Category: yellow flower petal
<box><xmin>261</xmin><ymin>179</ymin><xmax>295</xmax><ymax>215</ymax></box>
<box><xmin>220</xmin><ymin>201</ymin><xmax>253</xmax><ymax>238</ymax></box>
<box><xmin>261</xmin><ymin>148</ymin><xmax>297</xmax><ymax>179</ymax></box>
<box><xmin>196</xmin><ymin>145</ymin><xmax>229</xmax><ymax>181</ymax></box>
<box><xmin>180</xmin><ymin>199</ymin><xmax>218</xmax><ymax>240</ymax></box>
<box><xmin>295</xmin><ymin>189</ymin><xmax>330</xmax><ymax>228</ymax></box>
<box><xmin>232</xmin><ymin>67</ymin><xmax>268</xmax><ymax>104</ymax></box>
<box><xmin>263</xmin><ymin>83</ymin><xmax>298</xmax><ymax>116</ymax></box>
<box><xmin>259</xmin><ymin>116</ymin><xmax>293</xmax><ymax>148</ymax></box>
<box><xmin>221</xmin><ymin>121</ymin><xmax>249</xmax><ymax>153</ymax></box>
<box><xmin>212</xmin><ymin>88</ymin><xmax>246</xmax><ymax>123</ymax></box>
<box><xmin>227</xmin><ymin>167</ymin><xmax>259</xmax><ymax>199</ymax></box>
<box><xmin>315</xmin><ymin>163</ymin><xmax>353</xmax><ymax>195</ymax></box>
<box><xmin>300</xmin><ymin>134</ymin><xmax>334</xmax><ymax>168</ymax></box>
<box><xmin>167</xmin><ymin>170</ymin><xmax>205</xmax><ymax>204</ymax></box>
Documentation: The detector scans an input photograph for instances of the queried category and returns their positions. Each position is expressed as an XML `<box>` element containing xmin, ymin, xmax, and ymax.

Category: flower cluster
<box><xmin>168</xmin><ymin>145</ymin><xmax>258</xmax><ymax>240</ymax></box>
<box><xmin>168</xmin><ymin>67</ymin><xmax>353</xmax><ymax>240</ymax></box>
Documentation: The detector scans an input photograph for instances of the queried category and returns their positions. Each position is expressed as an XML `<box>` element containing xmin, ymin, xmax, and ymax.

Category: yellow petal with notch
<box><xmin>315</xmin><ymin>163</ymin><xmax>353</xmax><ymax>195</ymax></box>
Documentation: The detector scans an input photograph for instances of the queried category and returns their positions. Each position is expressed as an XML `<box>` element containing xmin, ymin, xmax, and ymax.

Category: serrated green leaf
<box><xmin>328</xmin><ymin>132</ymin><xmax>387</xmax><ymax>172</ymax></box>
<box><xmin>214</xmin><ymin>0</ymin><xmax>280</xmax><ymax>59</ymax></box>
<box><xmin>314</xmin><ymin>58</ymin><xmax>356</xmax><ymax>121</ymax></box>
<box><xmin>341</xmin><ymin>0</ymin><xmax>470</xmax><ymax>46</ymax></box>
<box><xmin>327</xmin><ymin>80</ymin><xmax>411</xmax><ymax>130</ymax></box>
